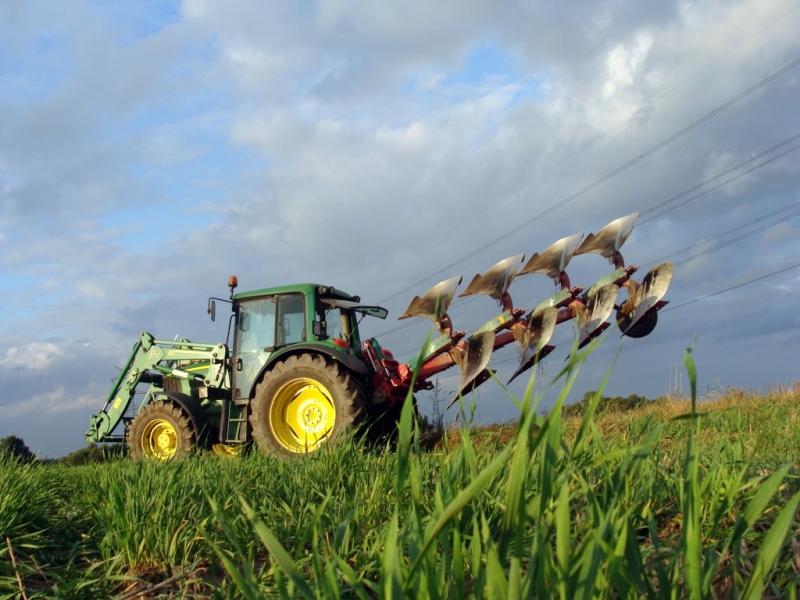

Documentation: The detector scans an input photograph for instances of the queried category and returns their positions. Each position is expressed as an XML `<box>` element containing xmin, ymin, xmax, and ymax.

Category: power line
<box><xmin>374</xmin><ymin>140</ymin><xmax>800</xmax><ymax>339</ymax></box>
<box><xmin>662</xmin><ymin>262</ymin><xmax>800</xmax><ymax>312</ymax></box>
<box><xmin>440</xmin><ymin>3</ymin><xmax>800</xmax><ymax>232</ymax></box>
<box><xmin>671</xmin><ymin>211</ymin><xmax>800</xmax><ymax>267</ymax></box>
<box><xmin>639</xmin><ymin>133</ymin><xmax>800</xmax><ymax>218</ymax></box>
<box><xmin>639</xmin><ymin>143</ymin><xmax>800</xmax><ymax>225</ymax></box>
<box><xmin>377</xmin><ymin>56</ymin><xmax>800</xmax><ymax>305</ymax></box>
<box><xmin>641</xmin><ymin>199</ymin><xmax>800</xmax><ymax>268</ymax></box>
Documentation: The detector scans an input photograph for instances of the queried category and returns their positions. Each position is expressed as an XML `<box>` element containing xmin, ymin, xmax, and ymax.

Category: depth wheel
<box><xmin>249</xmin><ymin>354</ymin><xmax>366</xmax><ymax>457</ymax></box>
<box><xmin>128</xmin><ymin>400</ymin><xmax>197</xmax><ymax>461</ymax></box>
<box><xmin>616</xmin><ymin>307</ymin><xmax>659</xmax><ymax>338</ymax></box>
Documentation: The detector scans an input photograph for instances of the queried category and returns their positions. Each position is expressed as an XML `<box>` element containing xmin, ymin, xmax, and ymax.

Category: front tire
<box><xmin>249</xmin><ymin>354</ymin><xmax>366</xmax><ymax>457</ymax></box>
<box><xmin>128</xmin><ymin>400</ymin><xmax>197</xmax><ymax>461</ymax></box>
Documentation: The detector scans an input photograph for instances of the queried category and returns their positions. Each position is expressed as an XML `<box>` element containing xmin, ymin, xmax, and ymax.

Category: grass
<box><xmin>1</xmin><ymin>343</ymin><xmax>799</xmax><ymax>598</ymax></box>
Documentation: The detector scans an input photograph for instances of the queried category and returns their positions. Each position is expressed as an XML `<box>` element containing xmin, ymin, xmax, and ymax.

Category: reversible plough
<box><xmin>366</xmin><ymin>212</ymin><xmax>674</xmax><ymax>409</ymax></box>
<box><xmin>86</xmin><ymin>213</ymin><xmax>673</xmax><ymax>459</ymax></box>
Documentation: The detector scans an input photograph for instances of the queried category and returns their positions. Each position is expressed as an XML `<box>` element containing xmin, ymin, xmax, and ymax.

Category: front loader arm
<box><xmin>85</xmin><ymin>332</ymin><xmax>228</xmax><ymax>443</ymax></box>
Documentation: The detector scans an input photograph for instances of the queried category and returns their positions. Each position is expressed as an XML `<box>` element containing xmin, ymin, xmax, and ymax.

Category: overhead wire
<box><xmin>673</xmin><ymin>211</ymin><xmax>800</xmax><ymax>267</ymax></box>
<box><xmin>638</xmin><ymin>143</ymin><xmax>800</xmax><ymax>225</ymax></box>
<box><xmin>373</xmin><ymin>135</ymin><xmax>800</xmax><ymax>340</ymax></box>
<box><xmin>641</xmin><ymin>200</ymin><xmax>800</xmax><ymax>268</ymax></box>
<box><xmin>433</xmin><ymin>3</ymin><xmax>800</xmax><ymax>232</ymax></box>
<box><xmin>661</xmin><ymin>262</ymin><xmax>800</xmax><ymax>312</ymax></box>
<box><xmin>639</xmin><ymin>133</ymin><xmax>800</xmax><ymax>218</ymax></box>
<box><xmin>377</xmin><ymin>56</ymin><xmax>800</xmax><ymax>305</ymax></box>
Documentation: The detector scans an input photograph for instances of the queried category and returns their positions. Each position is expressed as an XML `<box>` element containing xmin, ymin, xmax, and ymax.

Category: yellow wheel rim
<box><xmin>212</xmin><ymin>443</ymin><xmax>244</xmax><ymax>458</ymax></box>
<box><xmin>141</xmin><ymin>418</ymin><xmax>178</xmax><ymax>460</ymax></box>
<box><xmin>270</xmin><ymin>378</ymin><xmax>336</xmax><ymax>453</ymax></box>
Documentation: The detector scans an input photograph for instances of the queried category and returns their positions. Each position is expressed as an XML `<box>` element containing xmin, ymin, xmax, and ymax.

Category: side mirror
<box><xmin>208</xmin><ymin>299</ymin><xmax>216</xmax><ymax>322</ymax></box>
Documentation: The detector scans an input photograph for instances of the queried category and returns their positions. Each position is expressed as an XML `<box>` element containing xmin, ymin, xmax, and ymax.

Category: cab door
<box><xmin>233</xmin><ymin>293</ymin><xmax>307</xmax><ymax>400</ymax></box>
<box><xmin>233</xmin><ymin>297</ymin><xmax>276</xmax><ymax>400</ymax></box>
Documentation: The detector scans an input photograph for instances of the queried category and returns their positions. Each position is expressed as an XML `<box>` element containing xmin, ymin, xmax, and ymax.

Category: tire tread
<box><xmin>249</xmin><ymin>353</ymin><xmax>365</xmax><ymax>456</ymax></box>
<box><xmin>128</xmin><ymin>400</ymin><xmax>196</xmax><ymax>461</ymax></box>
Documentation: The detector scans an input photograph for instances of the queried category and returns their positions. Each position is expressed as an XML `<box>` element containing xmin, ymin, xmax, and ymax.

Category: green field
<box><xmin>2</xmin><ymin>346</ymin><xmax>799</xmax><ymax>599</ymax></box>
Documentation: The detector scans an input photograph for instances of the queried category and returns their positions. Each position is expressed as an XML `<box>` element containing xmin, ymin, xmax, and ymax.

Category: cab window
<box><xmin>316</xmin><ymin>302</ymin><xmax>353</xmax><ymax>346</ymax></box>
<box><xmin>277</xmin><ymin>294</ymin><xmax>305</xmax><ymax>346</ymax></box>
<box><xmin>325</xmin><ymin>307</ymin><xmax>345</xmax><ymax>340</ymax></box>
<box><xmin>237</xmin><ymin>298</ymin><xmax>276</xmax><ymax>352</ymax></box>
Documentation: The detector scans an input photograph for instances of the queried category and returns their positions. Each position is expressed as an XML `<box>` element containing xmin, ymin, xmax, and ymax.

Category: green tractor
<box><xmin>86</xmin><ymin>213</ymin><xmax>675</xmax><ymax>460</ymax></box>
<box><xmin>86</xmin><ymin>278</ymin><xmax>401</xmax><ymax>459</ymax></box>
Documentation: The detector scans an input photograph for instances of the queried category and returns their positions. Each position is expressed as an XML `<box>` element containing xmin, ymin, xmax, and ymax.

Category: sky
<box><xmin>1</xmin><ymin>0</ymin><xmax>798</xmax><ymax>458</ymax></box>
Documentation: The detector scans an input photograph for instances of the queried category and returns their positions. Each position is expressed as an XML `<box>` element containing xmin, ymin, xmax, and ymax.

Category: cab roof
<box><xmin>233</xmin><ymin>283</ymin><xmax>355</xmax><ymax>301</ymax></box>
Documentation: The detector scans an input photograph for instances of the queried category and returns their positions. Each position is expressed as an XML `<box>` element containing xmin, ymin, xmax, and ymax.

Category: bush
<box><xmin>0</xmin><ymin>435</ymin><xmax>34</xmax><ymax>462</ymax></box>
<box><xmin>562</xmin><ymin>390</ymin><xmax>654</xmax><ymax>418</ymax></box>
<box><xmin>61</xmin><ymin>443</ymin><xmax>127</xmax><ymax>466</ymax></box>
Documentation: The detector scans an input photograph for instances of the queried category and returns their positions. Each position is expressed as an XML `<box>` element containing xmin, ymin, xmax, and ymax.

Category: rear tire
<box><xmin>249</xmin><ymin>353</ymin><xmax>366</xmax><ymax>457</ymax></box>
<box><xmin>128</xmin><ymin>400</ymin><xmax>197</xmax><ymax>461</ymax></box>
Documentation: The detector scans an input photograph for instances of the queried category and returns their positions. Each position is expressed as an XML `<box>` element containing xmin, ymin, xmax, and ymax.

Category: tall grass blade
<box><xmin>406</xmin><ymin>443</ymin><xmax>512</xmax><ymax>582</ymax></box>
<box><xmin>241</xmin><ymin>497</ymin><xmax>316</xmax><ymax>600</ymax></box>
<box><xmin>741</xmin><ymin>491</ymin><xmax>800</xmax><ymax>600</ymax></box>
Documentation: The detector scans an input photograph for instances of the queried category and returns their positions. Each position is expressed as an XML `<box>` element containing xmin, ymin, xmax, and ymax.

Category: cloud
<box><xmin>603</xmin><ymin>32</ymin><xmax>654</xmax><ymax>96</ymax></box>
<box><xmin>0</xmin><ymin>386</ymin><xmax>98</xmax><ymax>419</ymax></box>
<box><xmin>1</xmin><ymin>0</ymin><xmax>799</xmax><ymax>457</ymax></box>
<box><xmin>0</xmin><ymin>342</ymin><xmax>62</xmax><ymax>370</ymax></box>
<box><xmin>760</xmin><ymin>221</ymin><xmax>794</xmax><ymax>247</ymax></box>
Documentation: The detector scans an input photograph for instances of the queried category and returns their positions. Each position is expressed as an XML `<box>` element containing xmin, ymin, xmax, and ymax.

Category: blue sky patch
<box><xmin>444</xmin><ymin>42</ymin><xmax>520</xmax><ymax>87</ymax></box>
<box><xmin>92</xmin><ymin>0</ymin><xmax>183</xmax><ymax>46</ymax></box>
<box><xmin>0</xmin><ymin>35</ymin><xmax>75</xmax><ymax>104</ymax></box>
<box><xmin>405</xmin><ymin>41</ymin><xmax>547</xmax><ymax>110</ymax></box>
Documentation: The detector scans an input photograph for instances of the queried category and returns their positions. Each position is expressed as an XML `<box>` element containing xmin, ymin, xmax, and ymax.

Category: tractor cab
<box><xmin>224</xmin><ymin>282</ymin><xmax>387</xmax><ymax>403</ymax></box>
